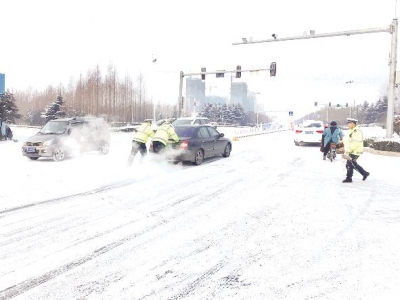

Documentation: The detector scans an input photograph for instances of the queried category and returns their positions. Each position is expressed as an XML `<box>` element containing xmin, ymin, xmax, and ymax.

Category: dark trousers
<box><xmin>127</xmin><ymin>141</ymin><xmax>147</xmax><ymax>166</ymax></box>
<box><xmin>323</xmin><ymin>139</ymin><xmax>333</xmax><ymax>156</ymax></box>
<box><xmin>152</xmin><ymin>141</ymin><xmax>166</xmax><ymax>154</ymax></box>
<box><xmin>346</xmin><ymin>154</ymin><xmax>368</xmax><ymax>178</ymax></box>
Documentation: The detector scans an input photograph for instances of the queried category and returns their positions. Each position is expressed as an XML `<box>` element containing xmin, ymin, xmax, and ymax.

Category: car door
<box><xmin>206</xmin><ymin>126</ymin><xmax>225</xmax><ymax>156</ymax></box>
<box><xmin>197</xmin><ymin>126</ymin><xmax>214</xmax><ymax>158</ymax></box>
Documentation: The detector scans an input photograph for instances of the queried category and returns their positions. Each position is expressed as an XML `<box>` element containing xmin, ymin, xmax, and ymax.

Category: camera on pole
<box><xmin>270</xmin><ymin>62</ymin><xmax>276</xmax><ymax>77</ymax></box>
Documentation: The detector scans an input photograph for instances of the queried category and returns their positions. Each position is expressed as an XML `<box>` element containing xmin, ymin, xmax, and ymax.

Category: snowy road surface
<box><xmin>1</xmin><ymin>127</ymin><xmax>400</xmax><ymax>299</ymax></box>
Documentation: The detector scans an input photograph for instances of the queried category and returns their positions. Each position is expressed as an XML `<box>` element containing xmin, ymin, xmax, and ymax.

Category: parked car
<box><xmin>22</xmin><ymin>117</ymin><xmax>110</xmax><ymax>161</ymax></box>
<box><xmin>152</xmin><ymin>124</ymin><xmax>232</xmax><ymax>165</ymax></box>
<box><xmin>172</xmin><ymin>117</ymin><xmax>210</xmax><ymax>126</ymax></box>
<box><xmin>293</xmin><ymin>120</ymin><xmax>324</xmax><ymax>146</ymax></box>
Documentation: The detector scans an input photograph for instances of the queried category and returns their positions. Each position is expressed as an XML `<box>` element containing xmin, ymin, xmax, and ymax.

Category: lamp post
<box><xmin>346</xmin><ymin>80</ymin><xmax>354</xmax><ymax>118</ymax></box>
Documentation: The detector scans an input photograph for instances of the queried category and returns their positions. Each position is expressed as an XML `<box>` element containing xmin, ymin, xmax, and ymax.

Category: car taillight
<box><xmin>316</xmin><ymin>130</ymin><xmax>323</xmax><ymax>134</ymax></box>
<box><xmin>295</xmin><ymin>130</ymin><xmax>303</xmax><ymax>134</ymax></box>
<box><xmin>179</xmin><ymin>140</ymin><xmax>188</xmax><ymax>150</ymax></box>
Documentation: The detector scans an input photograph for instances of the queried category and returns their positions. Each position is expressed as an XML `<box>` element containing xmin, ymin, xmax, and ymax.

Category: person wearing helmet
<box><xmin>152</xmin><ymin>120</ymin><xmax>179</xmax><ymax>154</ymax></box>
<box><xmin>321</xmin><ymin>121</ymin><xmax>344</xmax><ymax>160</ymax></box>
<box><xmin>127</xmin><ymin>119</ymin><xmax>154</xmax><ymax>166</ymax></box>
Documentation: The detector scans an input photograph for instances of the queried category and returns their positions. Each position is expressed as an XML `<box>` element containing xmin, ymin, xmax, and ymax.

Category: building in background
<box><xmin>0</xmin><ymin>73</ymin><xmax>5</xmax><ymax>94</ymax></box>
<box><xmin>230</xmin><ymin>82</ymin><xmax>248</xmax><ymax>110</ymax></box>
<box><xmin>185</xmin><ymin>78</ymin><xmax>205</xmax><ymax>116</ymax></box>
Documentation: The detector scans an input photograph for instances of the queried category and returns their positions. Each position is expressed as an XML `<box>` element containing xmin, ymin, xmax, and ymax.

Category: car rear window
<box><xmin>175</xmin><ymin>127</ymin><xmax>197</xmax><ymax>137</ymax></box>
<box><xmin>173</xmin><ymin>119</ymin><xmax>192</xmax><ymax>126</ymax></box>
<box><xmin>304</xmin><ymin>122</ymin><xmax>322</xmax><ymax>128</ymax></box>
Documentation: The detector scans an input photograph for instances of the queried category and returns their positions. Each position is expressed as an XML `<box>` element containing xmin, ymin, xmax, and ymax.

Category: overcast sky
<box><xmin>0</xmin><ymin>0</ymin><xmax>398</xmax><ymax>118</ymax></box>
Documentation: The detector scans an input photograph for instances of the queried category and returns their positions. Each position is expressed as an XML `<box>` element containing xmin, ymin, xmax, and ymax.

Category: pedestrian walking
<box><xmin>322</xmin><ymin>121</ymin><xmax>344</xmax><ymax>160</ymax></box>
<box><xmin>127</xmin><ymin>119</ymin><xmax>154</xmax><ymax>166</ymax></box>
<box><xmin>342</xmin><ymin>118</ymin><xmax>370</xmax><ymax>183</ymax></box>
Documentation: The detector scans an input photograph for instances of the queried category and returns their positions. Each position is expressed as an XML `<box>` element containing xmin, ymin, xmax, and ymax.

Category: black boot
<box><xmin>362</xmin><ymin>172</ymin><xmax>370</xmax><ymax>181</ymax></box>
<box><xmin>342</xmin><ymin>178</ymin><xmax>352</xmax><ymax>183</ymax></box>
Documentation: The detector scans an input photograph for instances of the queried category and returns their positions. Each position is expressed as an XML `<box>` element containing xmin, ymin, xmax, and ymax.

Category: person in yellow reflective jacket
<box><xmin>152</xmin><ymin>121</ymin><xmax>179</xmax><ymax>154</ymax></box>
<box><xmin>127</xmin><ymin>119</ymin><xmax>155</xmax><ymax>166</ymax></box>
<box><xmin>343</xmin><ymin>118</ymin><xmax>370</xmax><ymax>183</ymax></box>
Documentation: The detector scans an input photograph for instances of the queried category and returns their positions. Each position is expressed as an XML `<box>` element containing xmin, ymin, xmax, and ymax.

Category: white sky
<box><xmin>1</xmin><ymin>126</ymin><xmax>400</xmax><ymax>298</ymax></box>
<box><xmin>0</xmin><ymin>0</ymin><xmax>398</xmax><ymax>117</ymax></box>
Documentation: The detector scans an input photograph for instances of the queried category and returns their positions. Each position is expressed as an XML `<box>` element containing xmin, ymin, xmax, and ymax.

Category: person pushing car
<box><xmin>152</xmin><ymin>120</ymin><xmax>179</xmax><ymax>154</ymax></box>
<box><xmin>127</xmin><ymin>119</ymin><xmax>154</xmax><ymax>166</ymax></box>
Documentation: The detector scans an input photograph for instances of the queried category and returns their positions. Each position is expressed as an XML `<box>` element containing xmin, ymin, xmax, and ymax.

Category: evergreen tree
<box><xmin>41</xmin><ymin>95</ymin><xmax>66</xmax><ymax>122</ymax></box>
<box><xmin>0</xmin><ymin>91</ymin><xmax>22</xmax><ymax>123</ymax></box>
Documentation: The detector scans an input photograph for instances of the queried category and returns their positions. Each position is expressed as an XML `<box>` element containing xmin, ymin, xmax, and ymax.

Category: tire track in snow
<box><xmin>0</xmin><ymin>175</ymin><xmax>243</xmax><ymax>299</ymax></box>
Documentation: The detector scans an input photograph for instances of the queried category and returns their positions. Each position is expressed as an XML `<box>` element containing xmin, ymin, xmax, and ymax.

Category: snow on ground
<box><xmin>1</xmin><ymin>126</ymin><xmax>400</xmax><ymax>299</ymax></box>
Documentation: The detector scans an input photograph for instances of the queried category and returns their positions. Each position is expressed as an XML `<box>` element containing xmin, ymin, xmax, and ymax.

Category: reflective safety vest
<box><xmin>346</xmin><ymin>126</ymin><xmax>364</xmax><ymax>155</ymax></box>
<box><xmin>152</xmin><ymin>123</ymin><xmax>179</xmax><ymax>146</ymax></box>
<box><xmin>132</xmin><ymin>123</ymin><xmax>154</xmax><ymax>144</ymax></box>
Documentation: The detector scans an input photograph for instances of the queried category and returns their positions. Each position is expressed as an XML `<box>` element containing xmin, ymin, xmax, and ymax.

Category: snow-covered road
<box><xmin>1</xmin><ymin>127</ymin><xmax>400</xmax><ymax>299</ymax></box>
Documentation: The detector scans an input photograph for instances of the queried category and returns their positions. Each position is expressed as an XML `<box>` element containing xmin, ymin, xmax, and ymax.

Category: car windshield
<box><xmin>173</xmin><ymin>119</ymin><xmax>193</xmax><ymax>126</ymax></box>
<box><xmin>175</xmin><ymin>127</ymin><xmax>196</xmax><ymax>138</ymax></box>
<box><xmin>39</xmin><ymin>121</ymin><xmax>69</xmax><ymax>134</ymax></box>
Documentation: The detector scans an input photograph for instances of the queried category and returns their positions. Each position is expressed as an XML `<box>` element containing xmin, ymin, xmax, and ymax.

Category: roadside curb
<box><xmin>364</xmin><ymin>147</ymin><xmax>400</xmax><ymax>157</ymax></box>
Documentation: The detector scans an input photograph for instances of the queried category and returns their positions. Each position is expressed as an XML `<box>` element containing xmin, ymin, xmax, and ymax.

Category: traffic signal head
<box><xmin>270</xmin><ymin>62</ymin><xmax>276</xmax><ymax>77</ymax></box>
<box><xmin>236</xmin><ymin>65</ymin><xmax>241</xmax><ymax>78</ymax></box>
<box><xmin>201</xmin><ymin>67</ymin><xmax>206</xmax><ymax>80</ymax></box>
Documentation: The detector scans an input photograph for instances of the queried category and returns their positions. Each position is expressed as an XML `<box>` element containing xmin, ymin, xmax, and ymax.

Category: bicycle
<box><xmin>326</xmin><ymin>142</ymin><xmax>337</xmax><ymax>162</ymax></box>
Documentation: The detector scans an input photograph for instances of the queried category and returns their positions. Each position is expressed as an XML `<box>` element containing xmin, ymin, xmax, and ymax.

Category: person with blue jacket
<box><xmin>322</xmin><ymin>121</ymin><xmax>344</xmax><ymax>160</ymax></box>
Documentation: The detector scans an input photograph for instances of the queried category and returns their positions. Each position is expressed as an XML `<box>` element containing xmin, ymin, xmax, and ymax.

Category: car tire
<box><xmin>29</xmin><ymin>157</ymin><xmax>39</xmax><ymax>160</ymax></box>
<box><xmin>53</xmin><ymin>148</ymin><xmax>66</xmax><ymax>162</ymax></box>
<box><xmin>194</xmin><ymin>149</ymin><xmax>204</xmax><ymax>165</ymax></box>
<box><xmin>99</xmin><ymin>142</ymin><xmax>110</xmax><ymax>155</ymax></box>
<box><xmin>222</xmin><ymin>143</ymin><xmax>231</xmax><ymax>157</ymax></box>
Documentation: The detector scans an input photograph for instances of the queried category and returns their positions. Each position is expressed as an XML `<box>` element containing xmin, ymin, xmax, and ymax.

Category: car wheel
<box><xmin>53</xmin><ymin>148</ymin><xmax>66</xmax><ymax>161</ymax></box>
<box><xmin>29</xmin><ymin>157</ymin><xmax>39</xmax><ymax>160</ymax></box>
<box><xmin>99</xmin><ymin>142</ymin><xmax>110</xmax><ymax>154</ymax></box>
<box><xmin>194</xmin><ymin>149</ymin><xmax>204</xmax><ymax>165</ymax></box>
<box><xmin>222</xmin><ymin>143</ymin><xmax>231</xmax><ymax>157</ymax></box>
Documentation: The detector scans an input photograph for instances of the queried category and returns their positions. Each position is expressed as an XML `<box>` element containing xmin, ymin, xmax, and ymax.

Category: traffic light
<box><xmin>236</xmin><ymin>65</ymin><xmax>242</xmax><ymax>78</ymax></box>
<box><xmin>270</xmin><ymin>62</ymin><xmax>276</xmax><ymax>77</ymax></box>
<box><xmin>216</xmin><ymin>70</ymin><xmax>225</xmax><ymax>78</ymax></box>
<box><xmin>329</xmin><ymin>102</ymin><xmax>331</xmax><ymax>107</ymax></box>
<box><xmin>201</xmin><ymin>67</ymin><xmax>206</xmax><ymax>80</ymax></box>
<box><xmin>314</xmin><ymin>102</ymin><xmax>318</xmax><ymax>106</ymax></box>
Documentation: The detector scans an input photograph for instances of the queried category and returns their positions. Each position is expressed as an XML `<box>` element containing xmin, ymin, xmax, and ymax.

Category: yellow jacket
<box><xmin>152</xmin><ymin>123</ymin><xmax>179</xmax><ymax>146</ymax></box>
<box><xmin>133</xmin><ymin>123</ymin><xmax>154</xmax><ymax>144</ymax></box>
<box><xmin>346</xmin><ymin>126</ymin><xmax>364</xmax><ymax>155</ymax></box>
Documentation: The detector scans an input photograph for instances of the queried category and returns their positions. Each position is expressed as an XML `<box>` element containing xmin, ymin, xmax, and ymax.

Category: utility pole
<box><xmin>233</xmin><ymin>19</ymin><xmax>397</xmax><ymax>138</ymax></box>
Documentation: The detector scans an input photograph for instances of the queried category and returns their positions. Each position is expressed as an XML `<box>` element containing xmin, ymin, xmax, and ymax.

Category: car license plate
<box><xmin>305</xmin><ymin>131</ymin><xmax>313</xmax><ymax>134</ymax></box>
<box><xmin>26</xmin><ymin>146</ymin><xmax>36</xmax><ymax>153</ymax></box>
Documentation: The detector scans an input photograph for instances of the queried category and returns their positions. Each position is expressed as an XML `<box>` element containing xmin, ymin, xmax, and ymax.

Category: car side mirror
<box><xmin>67</xmin><ymin>128</ymin><xmax>72</xmax><ymax>135</ymax></box>
<box><xmin>219</xmin><ymin>133</ymin><xmax>224</xmax><ymax>138</ymax></box>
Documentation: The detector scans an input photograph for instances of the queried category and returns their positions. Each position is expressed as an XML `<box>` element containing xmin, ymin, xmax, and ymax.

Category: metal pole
<box><xmin>386</xmin><ymin>19</ymin><xmax>398</xmax><ymax>138</ymax></box>
<box><xmin>178</xmin><ymin>71</ymin><xmax>183</xmax><ymax>118</ymax></box>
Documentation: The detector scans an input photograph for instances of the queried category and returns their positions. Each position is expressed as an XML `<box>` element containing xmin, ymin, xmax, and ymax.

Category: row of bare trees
<box><xmin>13</xmin><ymin>64</ymin><xmax>178</xmax><ymax>126</ymax></box>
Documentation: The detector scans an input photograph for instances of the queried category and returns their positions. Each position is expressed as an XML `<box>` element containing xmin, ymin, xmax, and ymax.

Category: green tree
<box><xmin>41</xmin><ymin>95</ymin><xmax>66</xmax><ymax>122</ymax></box>
<box><xmin>0</xmin><ymin>91</ymin><xmax>22</xmax><ymax>122</ymax></box>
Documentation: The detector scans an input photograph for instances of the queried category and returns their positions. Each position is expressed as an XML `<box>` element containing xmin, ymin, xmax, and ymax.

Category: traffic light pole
<box><xmin>233</xmin><ymin>19</ymin><xmax>398</xmax><ymax>138</ymax></box>
<box><xmin>178</xmin><ymin>66</ymin><xmax>273</xmax><ymax>117</ymax></box>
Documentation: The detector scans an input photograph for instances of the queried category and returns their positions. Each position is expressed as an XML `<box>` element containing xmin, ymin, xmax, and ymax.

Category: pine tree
<box><xmin>41</xmin><ymin>95</ymin><xmax>66</xmax><ymax>122</ymax></box>
<box><xmin>0</xmin><ymin>91</ymin><xmax>22</xmax><ymax>123</ymax></box>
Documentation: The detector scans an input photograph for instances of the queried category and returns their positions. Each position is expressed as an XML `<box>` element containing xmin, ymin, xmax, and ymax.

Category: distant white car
<box><xmin>172</xmin><ymin>117</ymin><xmax>210</xmax><ymax>126</ymax></box>
<box><xmin>293</xmin><ymin>120</ymin><xmax>324</xmax><ymax>146</ymax></box>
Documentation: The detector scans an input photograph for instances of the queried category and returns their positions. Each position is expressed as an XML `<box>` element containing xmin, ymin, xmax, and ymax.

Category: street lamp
<box><xmin>346</xmin><ymin>80</ymin><xmax>354</xmax><ymax>118</ymax></box>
